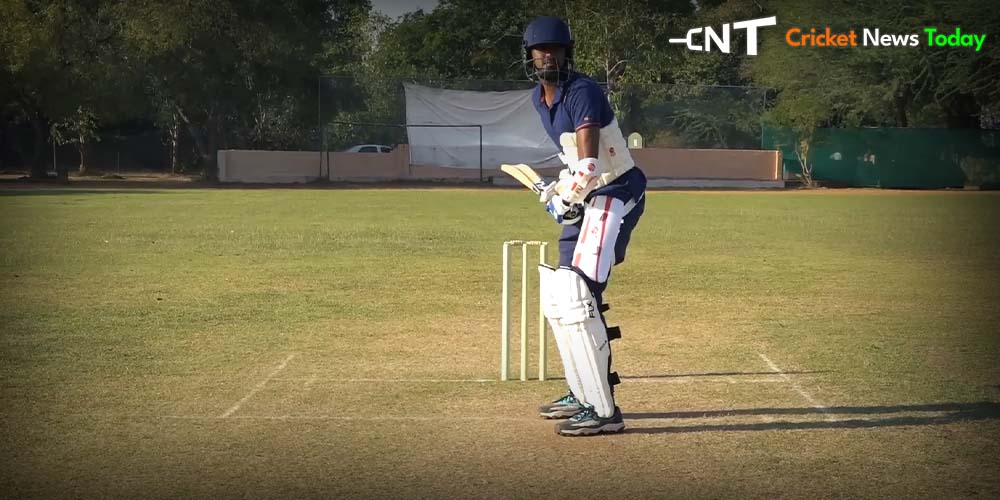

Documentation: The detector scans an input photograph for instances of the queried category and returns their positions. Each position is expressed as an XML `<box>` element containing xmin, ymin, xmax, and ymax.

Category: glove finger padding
<box><xmin>561</xmin><ymin>203</ymin><xmax>583</xmax><ymax>225</ymax></box>
<box><xmin>538</xmin><ymin>181</ymin><xmax>557</xmax><ymax>203</ymax></box>
<box><xmin>545</xmin><ymin>195</ymin><xmax>584</xmax><ymax>225</ymax></box>
<box><xmin>539</xmin><ymin>169</ymin><xmax>572</xmax><ymax>203</ymax></box>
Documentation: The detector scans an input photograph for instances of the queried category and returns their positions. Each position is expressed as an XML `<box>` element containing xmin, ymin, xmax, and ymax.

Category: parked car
<box><xmin>342</xmin><ymin>144</ymin><xmax>393</xmax><ymax>153</ymax></box>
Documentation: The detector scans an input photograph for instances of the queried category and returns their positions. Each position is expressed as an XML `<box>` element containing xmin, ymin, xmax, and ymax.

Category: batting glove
<box><xmin>537</xmin><ymin>169</ymin><xmax>573</xmax><ymax>203</ymax></box>
<box><xmin>545</xmin><ymin>195</ymin><xmax>584</xmax><ymax>225</ymax></box>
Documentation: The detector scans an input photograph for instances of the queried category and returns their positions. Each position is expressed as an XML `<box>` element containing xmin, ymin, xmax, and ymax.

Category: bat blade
<box><xmin>500</xmin><ymin>163</ymin><xmax>545</xmax><ymax>194</ymax></box>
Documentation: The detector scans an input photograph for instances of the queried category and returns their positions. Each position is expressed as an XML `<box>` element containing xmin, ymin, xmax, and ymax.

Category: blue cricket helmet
<box><xmin>523</xmin><ymin>16</ymin><xmax>575</xmax><ymax>83</ymax></box>
<box><xmin>523</xmin><ymin>16</ymin><xmax>574</xmax><ymax>49</ymax></box>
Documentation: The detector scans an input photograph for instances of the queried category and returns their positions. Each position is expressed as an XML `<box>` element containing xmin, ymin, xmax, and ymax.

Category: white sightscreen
<box><xmin>403</xmin><ymin>83</ymin><xmax>561</xmax><ymax>169</ymax></box>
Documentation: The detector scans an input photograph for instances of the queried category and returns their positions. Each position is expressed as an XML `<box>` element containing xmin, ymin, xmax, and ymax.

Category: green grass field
<box><xmin>2</xmin><ymin>186</ymin><xmax>999</xmax><ymax>499</ymax></box>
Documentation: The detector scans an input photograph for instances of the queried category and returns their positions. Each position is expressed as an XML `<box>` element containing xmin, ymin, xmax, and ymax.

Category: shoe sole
<box><xmin>539</xmin><ymin>408</ymin><xmax>582</xmax><ymax>419</ymax></box>
<box><xmin>556</xmin><ymin>422</ymin><xmax>626</xmax><ymax>436</ymax></box>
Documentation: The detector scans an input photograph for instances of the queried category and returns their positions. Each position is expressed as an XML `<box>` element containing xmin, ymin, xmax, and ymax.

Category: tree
<box><xmin>667</xmin><ymin>0</ymin><xmax>769</xmax><ymax>87</ymax></box>
<box><xmin>0</xmin><ymin>0</ymin><xmax>56</xmax><ymax>177</ymax></box>
<box><xmin>746</xmin><ymin>0</ymin><xmax>1000</xmax><ymax>184</ymax></box>
<box><xmin>911</xmin><ymin>1</ymin><xmax>1000</xmax><ymax>128</ymax></box>
<box><xmin>50</xmin><ymin>106</ymin><xmax>99</xmax><ymax>175</ymax></box>
<box><xmin>368</xmin><ymin>0</ymin><xmax>534</xmax><ymax>81</ymax></box>
<box><xmin>117</xmin><ymin>0</ymin><xmax>356</xmax><ymax>178</ymax></box>
<box><xmin>552</xmin><ymin>0</ymin><xmax>692</xmax><ymax>88</ymax></box>
<box><xmin>1</xmin><ymin>0</ymin><xmax>149</xmax><ymax>178</ymax></box>
<box><xmin>752</xmin><ymin>0</ymin><xmax>999</xmax><ymax>130</ymax></box>
<box><xmin>363</xmin><ymin>0</ymin><xmax>696</xmax><ymax>133</ymax></box>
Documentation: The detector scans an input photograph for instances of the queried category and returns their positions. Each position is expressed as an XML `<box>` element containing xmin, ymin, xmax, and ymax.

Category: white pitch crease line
<box><xmin>162</xmin><ymin>415</ymin><xmax>533</xmax><ymax>422</ymax></box>
<box><xmin>272</xmin><ymin>378</ymin><xmax>498</xmax><ymax>383</ymax></box>
<box><xmin>219</xmin><ymin>354</ymin><xmax>296</xmax><ymax>418</ymax></box>
<box><xmin>624</xmin><ymin>377</ymin><xmax>786</xmax><ymax>384</ymax></box>
<box><xmin>269</xmin><ymin>377</ymin><xmax>788</xmax><ymax>385</ymax></box>
<box><xmin>230</xmin><ymin>415</ymin><xmax>532</xmax><ymax>422</ymax></box>
<box><xmin>758</xmin><ymin>353</ymin><xmax>835</xmax><ymax>422</ymax></box>
<box><xmin>339</xmin><ymin>378</ymin><xmax>496</xmax><ymax>383</ymax></box>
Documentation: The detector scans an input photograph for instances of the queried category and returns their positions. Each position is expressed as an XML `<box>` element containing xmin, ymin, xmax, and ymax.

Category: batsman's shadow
<box><xmin>620</xmin><ymin>370</ymin><xmax>831</xmax><ymax>379</ymax></box>
<box><xmin>623</xmin><ymin>401</ymin><xmax>1000</xmax><ymax>434</ymax></box>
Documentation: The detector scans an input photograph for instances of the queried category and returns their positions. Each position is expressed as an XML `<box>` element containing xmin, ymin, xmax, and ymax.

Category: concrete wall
<box><xmin>220</xmin><ymin>146</ymin><xmax>782</xmax><ymax>186</ymax></box>
<box><xmin>519</xmin><ymin>149</ymin><xmax>782</xmax><ymax>181</ymax></box>
<box><xmin>328</xmin><ymin>145</ymin><xmax>494</xmax><ymax>181</ymax></box>
<box><xmin>632</xmin><ymin>148</ymin><xmax>781</xmax><ymax>181</ymax></box>
<box><xmin>327</xmin><ymin>146</ymin><xmax>409</xmax><ymax>180</ymax></box>
<box><xmin>218</xmin><ymin>150</ymin><xmax>321</xmax><ymax>183</ymax></box>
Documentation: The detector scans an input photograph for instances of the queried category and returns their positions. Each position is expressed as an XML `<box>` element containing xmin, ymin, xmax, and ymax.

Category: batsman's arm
<box><xmin>553</xmin><ymin>125</ymin><xmax>602</xmax><ymax>203</ymax></box>
<box><xmin>576</xmin><ymin>124</ymin><xmax>600</xmax><ymax>159</ymax></box>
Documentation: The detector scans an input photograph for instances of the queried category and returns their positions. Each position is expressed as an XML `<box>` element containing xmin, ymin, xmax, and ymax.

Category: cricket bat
<box><xmin>500</xmin><ymin>163</ymin><xmax>548</xmax><ymax>194</ymax></box>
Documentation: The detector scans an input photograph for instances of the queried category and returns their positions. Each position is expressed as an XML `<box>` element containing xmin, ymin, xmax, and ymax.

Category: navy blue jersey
<box><xmin>531</xmin><ymin>73</ymin><xmax>646</xmax><ymax>204</ymax></box>
<box><xmin>531</xmin><ymin>72</ymin><xmax>613</xmax><ymax>146</ymax></box>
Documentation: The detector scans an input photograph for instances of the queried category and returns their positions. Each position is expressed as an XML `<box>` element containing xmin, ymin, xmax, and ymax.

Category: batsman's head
<box><xmin>523</xmin><ymin>16</ymin><xmax>574</xmax><ymax>84</ymax></box>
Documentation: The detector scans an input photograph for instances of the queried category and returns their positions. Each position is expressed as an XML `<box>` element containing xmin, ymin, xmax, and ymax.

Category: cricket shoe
<box><xmin>538</xmin><ymin>391</ymin><xmax>583</xmax><ymax>419</ymax></box>
<box><xmin>555</xmin><ymin>405</ymin><xmax>625</xmax><ymax>436</ymax></box>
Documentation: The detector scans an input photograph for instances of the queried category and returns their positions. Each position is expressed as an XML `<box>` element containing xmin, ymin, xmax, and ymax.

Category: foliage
<box><xmin>50</xmin><ymin>105</ymin><xmax>100</xmax><ymax>174</ymax></box>
<box><xmin>115</xmin><ymin>0</ymin><xmax>354</xmax><ymax>177</ymax></box>
<box><xmin>2</xmin><ymin>0</ymin><xmax>996</xmax><ymax>177</ymax></box>
<box><xmin>752</xmin><ymin>0</ymin><xmax>999</xmax><ymax>130</ymax></box>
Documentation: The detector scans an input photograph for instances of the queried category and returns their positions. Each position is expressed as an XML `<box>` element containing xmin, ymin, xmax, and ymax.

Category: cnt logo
<box><xmin>670</xmin><ymin>15</ymin><xmax>987</xmax><ymax>54</ymax></box>
<box><xmin>669</xmin><ymin>16</ymin><xmax>778</xmax><ymax>56</ymax></box>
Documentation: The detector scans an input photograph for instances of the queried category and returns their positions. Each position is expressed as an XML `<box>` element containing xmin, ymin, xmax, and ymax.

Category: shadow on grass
<box><xmin>621</xmin><ymin>371</ymin><xmax>830</xmax><ymax>379</ymax></box>
<box><xmin>0</xmin><ymin>178</ymin><xmax>505</xmax><ymax>192</ymax></box>
<box><xmin>624</xmin><ymin>401</ymin><xmax>1000</xmax><ymax>434</ymax></box>
<box><xmin>514</xmin><ymin>371</ymin><xmax>829</xmax><ymax>383</ymax></box>
<box><xmin>0</xmin><ymin>189</ymin><xmax>172</xmax><ymax>196</ymax></box>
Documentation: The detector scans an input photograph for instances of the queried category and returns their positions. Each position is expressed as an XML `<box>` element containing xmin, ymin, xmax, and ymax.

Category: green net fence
<box><xmin>763</xmin><ymin>126</ymin><xmax>1000</xmax><ymax>188</ymax></box>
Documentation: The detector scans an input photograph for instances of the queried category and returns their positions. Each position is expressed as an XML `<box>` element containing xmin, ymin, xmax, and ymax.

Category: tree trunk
<box><xmin>895</xmin><ymin>87</ymin><xmax>910</xmax><ymax>127</ymax></box>
<box><xmin>797</xmin><ymin>136</ymin><xmax>814</xmax><ymax>187</ymax></box>
<box><xmin>77</xmin><ymin>141</ymin><xmax>87</xmax><ymax>175</ymax></box>
<box><xmin>77</xmin><ymin>122</ymin><xmax>88</xmax><ymax>175</ymax></box>
<box><xmin>175</xmin><ymin>104</ymin><xmax>211</xmax><ymax>173</ymax></box>
<box><xmin>174</xmin><ymin>104</ymin><xmax>222</xmax><ymax>180</ymax></box>
<box><xmin>170</xmin><ymin>112</ymin><xmax>180</xmax><ymax>174</ymax></box>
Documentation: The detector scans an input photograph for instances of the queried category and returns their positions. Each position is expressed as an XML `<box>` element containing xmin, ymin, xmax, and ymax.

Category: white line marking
<box><xmin>758</xmin><ymin>353</ymin><xmax>835</xmax><ymax>421</ymax></box>
<box><xmin>99</xmin><ymin>407</ymin><xmax>959</xmax><ymax>424</ymax></box>
<box><xmin>624</xmin><ymin>377</ymin><xmax>786</xmax><ymax>384</ymax></box>
<box><xmin>268</xmin><ymin>377</ymin><xmax>787</xmax><ymax>385</ymax></box>
<box><xmin>219</xmin><ymin>354</ymin><xmax>296</xmax><ymax>418</ymax></box>
<box><xmin>320</xmin><ymin>378</ymin><xmax>496</xmax><ymax>383</ymax></box>
<box><xmin>164</xmin><ymin>415</ymin><xmax>533</xmax><ymax>422</ymax></box>
<box><xmin>270</xmin><ymin>378</ymin><xmax>497</xmax><ymax>383</ymax></box>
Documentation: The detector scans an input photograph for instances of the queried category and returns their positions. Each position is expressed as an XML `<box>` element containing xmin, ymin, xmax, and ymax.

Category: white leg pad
<box><xmin>553</xmin><ymin>267</ymin><xmax>614</xmax><ymax>418</ymax></box>
<box><xmin>538</xmin><ymin>265</ymin><xmax>587</xmax><ymax>405</ymax></box>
